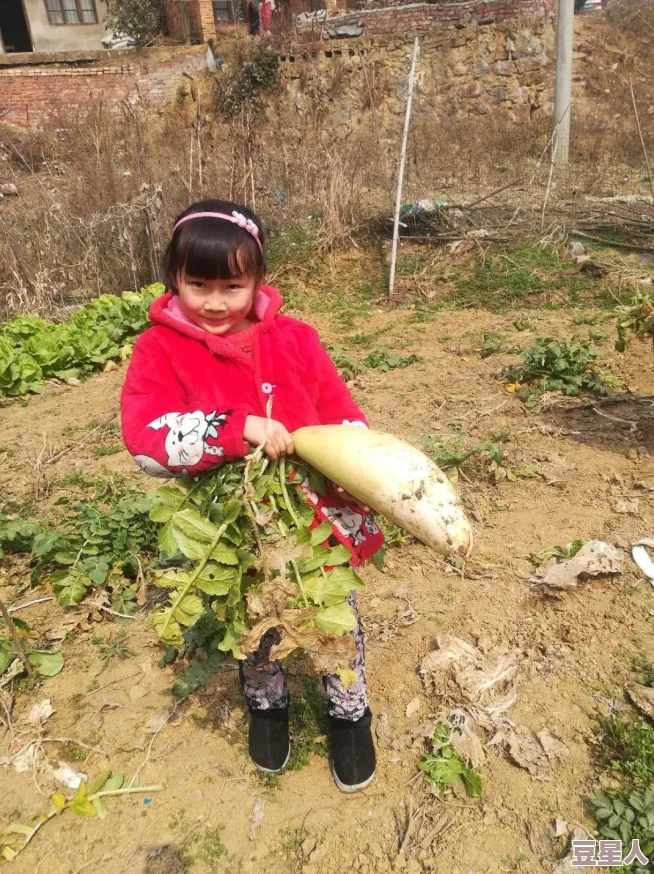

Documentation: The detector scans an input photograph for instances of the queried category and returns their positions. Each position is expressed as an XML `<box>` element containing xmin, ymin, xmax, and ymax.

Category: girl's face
<box><xmin>176</xmin><ymin>273</ymin><xmax>258</xmax><ymax>335</ymax></box>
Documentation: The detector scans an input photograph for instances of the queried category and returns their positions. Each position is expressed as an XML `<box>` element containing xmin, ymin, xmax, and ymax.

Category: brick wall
<box><xmin>193</xmin><ymin>0</ymin><xmax>218</xmax><ymax>41</ymax></box>
<box><xmin>163</xmin><ymin>0</ymin><xmax>186</xmax><ymax>38</ymax></box>
<box><xmin>163</xmin><ymin>0</ymin><xmax>217</xmax><ymax>42</ymax></box>
<box><xmin>299</xmin><ymin>0</ymin><xmax>547</xmax><ymax>32</ymax></box>
<box><xmin>0</xmin><ymin>47</ymin><xmax>206</xmax><ymax>127</ymax></box>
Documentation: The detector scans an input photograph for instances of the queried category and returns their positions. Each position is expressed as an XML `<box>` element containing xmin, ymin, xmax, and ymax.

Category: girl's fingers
<box><xmin>336</xmin><ymin>485</ymin><xmax>371</xmax><ymax>513</ymax></box>
<box><xmin>261</xmin><ymin>424</ymin><xmax>293</xmax><ymax>459</ymax></box>
<box><xmin>273</xmin><ymin>430</ymin><xmax>293</xmax><ymax>457</ymax></box>
<box><xmin>276</xmin><ymin>426</ymin><xmax>294</xmax><ymax>455</ymax></box>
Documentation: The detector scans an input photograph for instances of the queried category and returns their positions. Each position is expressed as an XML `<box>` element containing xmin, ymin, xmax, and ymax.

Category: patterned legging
<box><xmin>239</xmin><ymin>591</ymin><xmax>369</xmax><ymax>721</ymax></box>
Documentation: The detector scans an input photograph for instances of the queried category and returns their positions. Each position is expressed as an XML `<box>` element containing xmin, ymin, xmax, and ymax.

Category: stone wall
<box><xmin>280</xmin><ymin>18</ymin><xmax>554</xmax><ymax>127</ymax></box>
<box><xmin>1</xmin><ymin>17</ymin><xmax>555</xmax><ymax>130</ymax></box>
<box><xmin>0</xmin><ymin>46</ymin><xmax>206</xmax><ymax>127</ymax></box>
<box><xmin>298</xmin><ymin>0</ymin><xmax>549</xmax><ymax>34</ymax></box>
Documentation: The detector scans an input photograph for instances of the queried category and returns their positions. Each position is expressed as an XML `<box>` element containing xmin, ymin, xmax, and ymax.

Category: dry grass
<box><xmin>606</xmin><ymin>0</ymin><xmax>654</xmax><ymax>36</ymax></box>
<box><xmin>0</xmin><ymin>12</ymin><xmax>652</xmax><ymax>320</ymax></box>
<box><xmin>0</xmin><ymin>100</ymin><xmax>392</xmax><ymax>318</ymax></box>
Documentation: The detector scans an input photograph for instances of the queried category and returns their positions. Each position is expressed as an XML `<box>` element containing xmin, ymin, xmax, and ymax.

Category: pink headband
<box><xmin>172</xmin><ymin>210</ymin><xmax>264</xmax><ymax>253</ymax></box>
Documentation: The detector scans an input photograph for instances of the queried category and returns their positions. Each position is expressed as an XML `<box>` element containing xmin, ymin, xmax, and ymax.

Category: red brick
<box><xmin>1</xmin><ymin>48</ymin><xmax>205</xmax><ymax>126</ymax></box>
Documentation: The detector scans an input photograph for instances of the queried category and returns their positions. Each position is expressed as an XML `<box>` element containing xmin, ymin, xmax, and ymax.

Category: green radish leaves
<box><xmin>147</xmin><ymin>456</ymin><xmax>361</xmax><ymax>684</ymax></box>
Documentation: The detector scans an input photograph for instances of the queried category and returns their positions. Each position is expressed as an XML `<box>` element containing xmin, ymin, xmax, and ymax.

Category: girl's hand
<box><xmin>334</xmin><ymin>485</ymin><xmax>370</xmax><ymax>514</ymax></box>
<box><xmin>244</xmin><ymin>416</ymin><xmax>295</xmax><ymax>461</ymax></box>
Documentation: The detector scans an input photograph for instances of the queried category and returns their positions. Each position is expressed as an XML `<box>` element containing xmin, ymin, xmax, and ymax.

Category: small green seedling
<box><xmin>1</xmin><ymin>771</ymin><xmax>162</xmax><ymax>861</ymax></box>
<box><xmin>421</xmin><ymin>425</ymin><xmax>510</xmax><ymax>483</ymax></box>
<box><xmin>92</xmin><ymin>630</ymin><xmax>135</xmax><ymax>668</ymax></box>
<box><xmin>615</xmin><ymin>295</ymin><xmax>654</xmax><ymax>353</ymax></box>
<box><xmin>419</xmin><ymin>722</ymin><xmax>483</xmax><ymax>798</ymax></box>
<box><xmin>530</xmin><ymin>540</ymin><xmax>584</xmax><ymax>567</ymax></box>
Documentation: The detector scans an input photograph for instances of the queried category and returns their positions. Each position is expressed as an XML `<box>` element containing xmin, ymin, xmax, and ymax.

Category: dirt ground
<box><xmin>1</xmin><ymin>248</ymin><xmax>654</xmax><ymax>874</ymax></box>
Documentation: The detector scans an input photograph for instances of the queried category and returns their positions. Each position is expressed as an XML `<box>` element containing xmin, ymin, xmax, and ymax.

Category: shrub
<box><xmin>105</xmin><ymin>0</ymin><xmax>163</xmax><ymax>47</ymax></box>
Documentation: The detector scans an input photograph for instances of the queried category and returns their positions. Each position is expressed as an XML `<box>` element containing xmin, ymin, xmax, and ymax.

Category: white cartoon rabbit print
<box><xmin>132</xmin><ymin>409</ymin><xmax>231</xmax><ymax>477</ymax></box>
<box><xmin>321</xmin><ymin>505</ymin><xmax>368</xmax><ymax>547</ymax></box>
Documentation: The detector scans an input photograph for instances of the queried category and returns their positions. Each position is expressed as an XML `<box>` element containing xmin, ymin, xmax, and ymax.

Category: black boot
<box><xmin>247</xmin><ymin>704</ymin><xmax>291</xmax><ymax>773</ymax></box>
<box><xmin>329</xmin><ymin>708</ymin><xmax>376</xmax><ymax>793</ymax></box>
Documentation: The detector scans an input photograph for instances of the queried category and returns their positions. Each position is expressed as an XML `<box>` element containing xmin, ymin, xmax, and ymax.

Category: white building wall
<box><xmin>23</xmin><ymin>0</ymin><xmax>111</xmax><ymax>52</ymax></box>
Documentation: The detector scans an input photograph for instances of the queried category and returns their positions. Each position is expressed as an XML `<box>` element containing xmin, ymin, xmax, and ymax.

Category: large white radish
<box><xmin>292</xmin><ymin>426</ymin><xmax>473</xmax><ymax>558</ymax></box>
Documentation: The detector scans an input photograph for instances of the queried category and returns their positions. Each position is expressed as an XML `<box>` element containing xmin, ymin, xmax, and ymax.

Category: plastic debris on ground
<box><xmin>26</xmin><ymin>699</ymin><xmax>55</xmax><ymax>727</ymax></box>
<box><xmin>296</xmin><ymin>9</ymin><xmax>326</xmax><ymax>25</ymax></box>
<box><xmin>419</xmin><ymin>635</ymin><xmax>520</xmax><ymax>730</ymax></box>
<box><xmin>0</xmin><ymin>742</ymin><xmax>39</xmax><ymax>773</ymax></box>
<box><xmin>52</xmin><ymin>761</ymin><xmax>87</xmax><ymax>790</ymax></box>
<box><xmin>419</xmin><ymin>635</ymin><xmax>568</xmax><ymax>779</ymax></box>
<box><xmin>145</xmin><ymin>708</ymin><xmax>172</xmax><ymax>734</ymax></box>
<box><xmin>488</xmin><ymin>728</ymin><xmax>569</xmax><ymax>782</ymax></box>
<box><xmin>448</xmin><ymin>708</ymin><xmax>485</xmax><ymax>769</ymax></box>
<box><xmin>553</xmin><ymin>819</ymin><xmax>569</xmax><ymax>838</ymax></box>
<box><xmin>613</xmin><ymin>499</ymin><xmax>640</xmax><ymax>515</ymax></box>
<box><xmin>101</xmin><ymin>32</ymin><xmax>137</xmax><ymax>49</ymax></box>
<box><xmin>631</xmin><ymin>539</ymin><xmax>654</xmax><ymax>586</ymax></box>
<box><xmin>529</xmin><ymin>540</ymin><xmax>625</xmax><ymax>589</ymax></box>
<box><xmin>326</xmin><ymin>24</ymin><xmax>363</xmax><ymax>38</ymax></box>
<box><xmin>400</xmin><ymin>198</ymin><xmax>448</xmax><ymax>215</ymax></box>
<box><xmin>375</xmin><ymin>712</ymin><xmax>394</xmax><ymax>748</ymax></box>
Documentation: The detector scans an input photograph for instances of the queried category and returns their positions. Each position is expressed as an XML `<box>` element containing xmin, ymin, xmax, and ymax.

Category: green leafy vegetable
<box><xmin>0</xmin><ymin>616</ymin><xmax>64</xmax><ymax>681</ymax></box>
<box><xmin>25</xmin><ymin>651</ymin><xmax>64</xmax><ymax>677</ymax></box>
<box><xmin>148</xmin><ymin>455</ymin><xmax>363</xmax><ymax>676</ymax></box>
<box><xmin>0</xmin><ymin>284</ymin><xmax>163</xmax><ymax>398</ymax></box>
<box><xmin>587</xmin><ymin>786</ymin><xmax>654</xmax><ymax>873</ymax></box>
<box><xmin>0</xmin><ymin>514</ymin><xmax>45</xmax><ymax>560</ymax></box>
<box><xmin>502</xmin><ymin>336</ymin><xmax>611</xmax><ymax>406</ymax></box>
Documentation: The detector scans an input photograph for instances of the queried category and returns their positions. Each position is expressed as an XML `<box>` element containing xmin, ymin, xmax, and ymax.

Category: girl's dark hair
<box><xmin>162</xmin><ymin>199</ymin><xmax>266</xmax><ymax>292</ymax></box>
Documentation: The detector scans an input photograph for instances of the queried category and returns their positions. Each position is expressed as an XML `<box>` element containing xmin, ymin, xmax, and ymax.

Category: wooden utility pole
<box><xmin>552</xmin><ymin>0</ymin><xmax>574</xmax><ymax>164</ymax></box>
<box><xmin>389</xmin><ymin>36</ymin><xmax>420</xmax><ymax>297</ymax></box>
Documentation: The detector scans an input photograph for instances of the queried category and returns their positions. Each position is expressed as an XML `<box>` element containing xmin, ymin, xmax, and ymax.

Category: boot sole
<box><xmin>252</xmin><ymin>745</ymin><xmax>290</xmax><ymax>774</ymax></box>
<box><xmin>331</xmin><ymin>763</ymin><xmax>376</xmax><ymax>793</ymax></box>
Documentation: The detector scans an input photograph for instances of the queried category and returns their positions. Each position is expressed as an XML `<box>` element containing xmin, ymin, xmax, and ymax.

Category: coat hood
<box><xmin>148</xmin><ymin>285</ymin><xmax>284</xmax><ymax>355</ymax></box>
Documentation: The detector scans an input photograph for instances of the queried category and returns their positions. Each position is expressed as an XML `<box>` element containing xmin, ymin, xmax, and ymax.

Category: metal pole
<box><xmin>552</xmin><ymin>0</ymin><xmax>574</xmax><ymax>165</ymax></box>
<box><xmin>389</xmin><ymin>36</ymin><xmax>420</xmax><ymax>297</ymax></box>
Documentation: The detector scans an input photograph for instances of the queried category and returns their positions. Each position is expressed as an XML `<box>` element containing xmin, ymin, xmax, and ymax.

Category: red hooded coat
<box><xmin>120</xmin><ymin>286</ymin><xmax>385</xmax><ymax>565</ymax></box>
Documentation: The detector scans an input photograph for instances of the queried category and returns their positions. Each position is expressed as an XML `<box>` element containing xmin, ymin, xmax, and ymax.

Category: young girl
<box><xmin>121</xmin><ymin>199</ymin><xmax>384</xmax><ymax>793</ymax></box>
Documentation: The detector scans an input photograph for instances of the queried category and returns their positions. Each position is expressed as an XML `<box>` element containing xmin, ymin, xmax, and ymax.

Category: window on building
<box><xmin>45</xmin><ymin>0</ymin><xmax>99</xmax><ymax>25</ymax></box>
<box><xmin>212</xmin><ymin>0</ymin><xmax>243</xmax><ymax>22</ymax></box>
<box><xmin>213</xmin><ymin>0</ymin><xmax>231</xmax><ymax>20</ymax></box>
